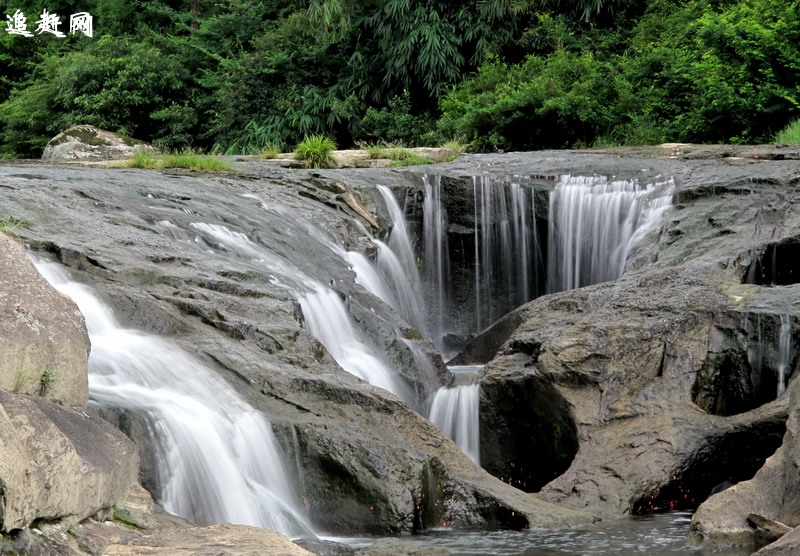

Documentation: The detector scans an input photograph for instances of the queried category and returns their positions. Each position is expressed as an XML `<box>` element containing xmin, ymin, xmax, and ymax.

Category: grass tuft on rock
<box><xmin>388</xmin><ymin>154</ymin><xmax>435</xmax><ymax>167</ymax></box>
<box><xmin>294</xmin><ymin>135</ymin><xmax>337</xmax><ymax>168</ymax></box>
<box><xmin>124</xmin><ymin>150</ymin><xmax>231</xmax><ymax>172</ymax></box>
<box><xmin>774</xmin><ymin>119</ymin><xmax>800</xmax><ymax>144</ymax></box>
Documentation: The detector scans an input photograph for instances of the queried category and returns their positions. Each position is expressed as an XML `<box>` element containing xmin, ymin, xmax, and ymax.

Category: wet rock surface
<box><xmin>5</xmin><ymin>144</ymin><xmax>800</xmax><ymax>549</ymax></box>
<box><xmin>0</xmin><ymin>160</ymin><xmax>592</xmax><ymax>538</ymax></box>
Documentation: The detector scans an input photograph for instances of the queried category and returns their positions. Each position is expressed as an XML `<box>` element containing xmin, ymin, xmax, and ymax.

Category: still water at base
<box><xmin>325</xmin><ymin>512</ymin><xmax>752</xmax><ymax>555</ymax></box>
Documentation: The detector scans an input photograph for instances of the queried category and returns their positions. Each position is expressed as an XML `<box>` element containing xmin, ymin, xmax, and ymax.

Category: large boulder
<box><xmin>430</xmin><ymin>148</ymin><xmax>800</xmax><ymax>524</ymax></box>
<box><xmin>41</xmin><ymin>125</ymin><xmax>156</xmax><ymax>161</ymax></box>
<box><xmin>689</xmin><ymin>376</ymin><xmax>800</xmax><ymax>550</ymax></box>
<box><xmin>0</xmin><ymin>391</ymin><xmax>138</xmax><ymax>532</ymax></box>
<box><xmin>0</xmin><ymin>233</ymin><xmax>89</xmax><ymax>409</ymax></box>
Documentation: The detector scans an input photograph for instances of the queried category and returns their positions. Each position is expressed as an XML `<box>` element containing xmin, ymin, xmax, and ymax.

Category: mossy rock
<box><xmin>42</xmin><ymin>126</ymin><xmax>156</xmax><ymax>161</ymax></box>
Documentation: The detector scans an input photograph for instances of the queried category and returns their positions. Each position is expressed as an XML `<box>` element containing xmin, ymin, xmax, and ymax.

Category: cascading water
<box><xmin>428</xmin><ymin>366</ymin><xmax>482</xmax><ymax>465</ymax></box>
<box><xmin>376</xmin><ymin>185</ymin><xmax>428</xmax><ymax>336</ymax></box>
<box><xmin>32</xmin><ymin>258</ymin><xmax>313</xmax><ymax>538</ymax></box>
<box><xmin>547</xmin><ymin>175</ymin><xmax>675</xmax><ymax>292</ymax></box>
<box><xmin>473</xmin><ymin>177</ymin><xmax>544</xmax><ymax>332</ymax></box>
<box><xmin>778</xmin><ymin>315</ymin><xmax>792</xmax><ymax>396</ymax></box>
<box><xmin>422</xmin><ymin>175</ymin><xmax>451</xmax><ymax>346</ymax></box>
<box><xmin>416</xmin><ymin>173</ymin><xmax>674</xmax><ymax>341</ymax></box>
<box><xmin>189</xmin><ymin>218</ymin><xmax>417</xmax><ymax>406</ymax></box>
<box><xmin>405</xmin><ymin>173</ymin><xmax>675</xmax><ymax>465</ymax></box>
<box><xmin>298</xmin><ymin>286</ymin><xmax>413</xmax><ymax>402</ymax></box>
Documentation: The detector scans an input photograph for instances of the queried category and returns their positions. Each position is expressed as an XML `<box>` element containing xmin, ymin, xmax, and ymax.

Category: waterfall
<box><xmin>473</xmin><ymin>177</ymin><xmax>543</xmax><ymax>332</ymax></box>
<box><xmin>547</xmin><ymin>175</ymin><xmax>675</xmax><ymax>292</ymax></box>
<box><xmin>414</xmin><ymin>174</ymin><xmax>673</xmax><ymax>343</ymax></box>
<box><xmin>778</xmin><ymin>315</ymin><xmax>792</xmax><ymax>396</ymax></box>
<box><xmin>429</xmin><ymin>366</ymin><xmax>482</xmax><ymax>464</ymax></box>
<box><xmin>346</xmin><ymin>249</ymin><xmax>396</xmax><ymax>306</ymax></box>
<box><xmin>188</xmin><ymin>220</ymin><xmax>415</xmax><ymax>405</ymax></box>
<box><xmin>299</xmin><ymin>286</ymin><xmax>413</xmax><ymax>403</ymax></box>
<box><xmin>32</xmin><ymin>259</ymin><xmax>313</xmax><ymax>538</ymax></box>
<box><xmin>422</xmin><ymin>175</ymin><xmax>451</xmax><ymax>347</ymax></box>
<box><xmin>376</xmin><ymin>185</ymin><xmax>427</xmax><ymax>337</ymax></box>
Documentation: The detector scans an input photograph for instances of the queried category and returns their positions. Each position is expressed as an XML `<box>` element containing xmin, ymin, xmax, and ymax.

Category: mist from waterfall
<box><xmin>32</xmin><ymin>258</ymin><xmax>313</xmax><ymax>538</ymax></box>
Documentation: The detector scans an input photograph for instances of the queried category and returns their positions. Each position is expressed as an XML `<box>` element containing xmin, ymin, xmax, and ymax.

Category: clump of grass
<box><xmin>364</xmin><ymin>144</ymin><xmax>385</xmax><ymax>159</ymax></box>
<box><xmin>384</xmin><ymin>148</ymin><xmax>415</xmax><ymax>160</ymax></box>
<box><xmin>0</xmin><ymin>216</ymin><xmax>22</xmax><ymax>236</ymax></box>
<box><xmin>127</xmin><ymin>150</ymin><xmax>159</xmax><ymax>168</ymax></box>
<box><xmin>12</xmin><ymin>368</ymin><xmax>35</xmax><ymax>393</ymax></box>
<box><xmin>389</xmin><ymin>155</ymin><xmax>435</xmax><ymax>167</ymax></box>
<box><xmin>360</xmin><ymin>141</ymin><xmax>412</xmax><ymax>160</ymax></box>
<box><xmin>774</xmin><ymin>119</ymin><xmax>800</xmax><ymax>144</ymax></box>
<box><xmin>39</xmin><ymin>370</ymin><xmax>54</xmax><ymax>395</ymax></box>
<box><xmin>440</xmin><ymin>139</ymin><xmax>467</xmax><ymax>154</ymax></box>
<box><xmin>261</xmin><ymin>143</ymin><xmax>281</xmax><ymax>159</ymax></box>
<box><xmin>124</xmin><ymin>149</ymin><xmax>231</xmax><ymax>172</ymax></box>
<box><xmin>161</xmin><ymin>152</ymin><xmax>231</xmax><ymax>171</ymax></box>
<box><xmin>294</xmin><ymin>135</ymin><xmax>337</xmax><ymax>168</ymax></box>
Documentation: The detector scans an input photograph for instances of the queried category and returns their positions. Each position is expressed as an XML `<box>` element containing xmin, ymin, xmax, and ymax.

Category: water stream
<box><xmin>778</xmin><ymin>314</ymin><xmax>792</xmax><ymax>396</ymax></box>
<box><xmin>428</xmin><ymin>366</ymin><xmax>482</xmax><ymax>465</ymax></box>
<box><xmin>32</xmin><ymin>258</ymin><xmax>313</xmax><ymax>538</ymax></box>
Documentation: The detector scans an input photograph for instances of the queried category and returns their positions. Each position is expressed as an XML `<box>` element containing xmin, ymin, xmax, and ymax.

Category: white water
<box><xmin>429</xmin><ymin>366</ymin><xmax>482</xmax><ymax>464</ymax></box>
<box><xmin>473</xmin><ymin>177</ymin><xmax>543</xmax><ymax>331</ymax></box>
<box><xmin>187</xmin><ymin>220</ymin><xmax>414</xmax><ymax>403</ymax></box>
<box><xmin>416</xmin><ymin>174</ymin><xmax>673</xmax><ymax>342</ymax></box>
<box><xmin>376</xmin><ymin>185</ymin><xmax>428</xmax><ymax>336</ymax></box>
<box><xmin>547</xmin><ymin>176</ymin><xmax>675</xmax><ymax>292</ymax></box>
<box><xmin>778</xmin><ymin>315</ymin><xmax>792</xmax><ymax>396</ymax></box>
<box><xmin>346</xmin><ymin>249</ymin><xmax>396</xmax><ymax>305</ymax></box>
<box><xmin>422</xmin><ymin>175</ymin><xmax>450</xmax><ymax>347</ymax></box>
<box><xmin>299</xmin><ymin>286</ymin><xmax>414</xmax><ymax>403</ymax></box>
<box><xmin>32</xmin><ymin>259</ymin><xmax>313</xmax><ymax>538</ymax></box>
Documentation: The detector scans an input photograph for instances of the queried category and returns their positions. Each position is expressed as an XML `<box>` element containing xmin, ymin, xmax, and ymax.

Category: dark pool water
<box><xmin>324</xmin><ymin>512</ymin><xmax>753</xmax><ymax>555</ymax></box>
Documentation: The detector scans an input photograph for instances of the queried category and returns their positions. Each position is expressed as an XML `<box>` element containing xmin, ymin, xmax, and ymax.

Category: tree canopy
<box><xmin>0</xmin><ymin>0</ymin><xmax>798</xmax><ymax>157</ymax></box>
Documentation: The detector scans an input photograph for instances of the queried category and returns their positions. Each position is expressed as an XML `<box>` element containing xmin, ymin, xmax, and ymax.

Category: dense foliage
<box><xmin>0</xmin><ymin>0</ymin><xmax>798</xmax><ymax>157</ymax></box>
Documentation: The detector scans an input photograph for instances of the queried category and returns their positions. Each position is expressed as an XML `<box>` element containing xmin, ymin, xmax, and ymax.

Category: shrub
<box><xmin>294</xmin><ymin>135</ymin><xmax>337</xmax><ymax>168</ymax></box>
<box><xmin>437</xmin><ymin>51</ymin><xmax>624</xmax><ymax>151</ymax></box>
<box><xmin>39</xmin><ymin>370</ymin><xmax>54</xmax><ymax>395</ymax></box>
<box><xmin>361</xmin><ymin>92</ymin><xmax>436</xmax><ymax>146</ymax></box>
